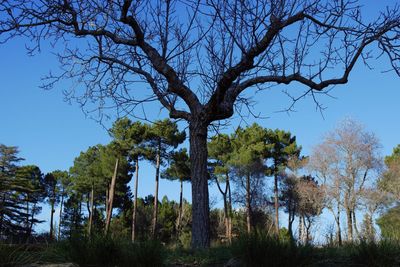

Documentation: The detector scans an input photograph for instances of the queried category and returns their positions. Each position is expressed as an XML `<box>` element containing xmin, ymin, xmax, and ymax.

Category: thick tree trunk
<box><xmin>88</xmin><ymin>183</ymin><xmax>94</xmax><ymax>237</ymax></box>
<box><xmin>152</xmin><ymin>143</ymin><xmax>161</xmax><ymax>239</ymax></box>
<box><xmin>274</xmin><ymin>173</ymin><xmax>279</xmax><ymax>234</ymax></box>
<box><xmin>246</xmin><ymin>173</ymin><xmax>252</xmax><ymax>234</ymax></box>
<box><xmin>58</xmin><ymin>193</ymin><xmax>64</xmax><ymax>240</ymax></box>
<box><xmin>189</xmin><ymin>123</ymin><xmax>210</xmax><ymax>248</ymax></box>
<box><xmin>346</xmin><ymin>208</ymin><xmax>353</xmax><ymax>241</ymax></box>
<box><xmin>132</xmin><ymin>158</ymin><xmax>139</xmax><ymax>242</ymax></box>
<box><xmin>105</xmin><ymin>158</ymin><xmax>119</xmax><ymax>235</ymax></box>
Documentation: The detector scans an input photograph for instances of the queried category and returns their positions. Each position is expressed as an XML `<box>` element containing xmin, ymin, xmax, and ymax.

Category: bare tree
<box><xmin>310</xmin><ymin>118</ymin><xmax>382</xmax><ymax>242</ymax></box>
<box><xmin>1</xmin><ymin>1</ymin><xmax>400</xmax><ymax>248</ymax></box>
<box><xmin>360</xmin><ymin>185</ymin><xmax>391</xmax><ymax>241</ymax></box>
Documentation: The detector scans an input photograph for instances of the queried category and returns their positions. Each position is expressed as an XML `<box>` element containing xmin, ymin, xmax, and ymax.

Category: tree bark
<box><xmin>246</xmin><ymin>173</ymin><xmax>252</xmax><ymax>234</ymax></box>
<box><xmin>58</xmin><ymin>192</ymin><xmax>64</xmax><ymax>240</ymax></box>
<box><xmin>50</xmin><ymin>199</ymin><xmax>55</xmax><ymax>240</ymax></box>
<box><xmin>88</xmin><ymin>183</ymin><xmax>94</xmax><ymax>237</ymax></box>
<box><xmin>132</xmin><ymin>158</ymin><xmax>139</xmax><ymax>242</ymax></box>
<box><xmin>189</xmin><ymin>123</ymin><xmax>210</xmax><ymax>248</ymax></box>
<box><xmin>274</xmin><ymin>172</ymin><xmax>279</xmax><ymax>234</ymax></box>
<box><xmin>352</xmin><ymin>210</ymin><xmax>359</xmax><ymax>239</ymax></box>
<box><xmin>335</xmin><ymin>205</ymin><xmax>342</xmax><ymax>246</ymax></box>
<box><xmin>346</xmin><ymin>208</ymin><xmax>353</xmax><ymax>241</ymax></box>
<box><xmin>227</xmin><ymin>173</ymin><xmax>233</xmax><ymax>243</ymax></box>
<box><xmin>177</xmin><ymin>178</ymin><xmax>183</xmax><ymax>234</ymax></box>
<box><xmin>105</xmin><ymin>158</ymin><xmax>119</xmax><ymax>235</ymax></box>
<box><xmin>152</xmin><ymin>142</ymin><xmax>161</xmax><ymax>239</ymax></box>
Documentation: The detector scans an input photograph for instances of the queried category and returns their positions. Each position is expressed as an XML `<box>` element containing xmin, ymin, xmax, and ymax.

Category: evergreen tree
<box><xmin>265</xmin><ymin>129</ymin><xmax>301</xmax><ymax>234</ymax></box>
<box><xmin>109</xmin><ymin>118</ymin><xmax>149</xmax><ymax>242</ymax></box>
<box><xmin>0</xmin><ymin>144</ymin><xmax>24</xmax><ymax>238</ymax></box>
<box><xmin>208</xmin><ymin>134</ymin><xmax>234</xmax><ymax>242</ymax></box>
<box><xmin>230</xmin><ymin>124</ymin><xmax>267</xmax><ymax>233</ymax></box>
<box><xmin>161</xmin><ymin>148</ymin><xmax>190</xmax><ymax>236</ymax></box>
<box><xmin>146</xmin><ymin>119</ymin><xmax>186</xmax><ymax>238</ymax></box>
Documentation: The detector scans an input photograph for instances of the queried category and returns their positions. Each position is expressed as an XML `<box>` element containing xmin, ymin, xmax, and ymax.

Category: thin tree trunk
<box><xmin>105</xmin><ymin>158</ymin><xmax>119</xmax><ymax>235</ymax></box>
<box><xmin>88</xmin><ymin>183</ymin><xmax>94</xmax><ymax>237</ymax></box>
<box><xmin>132</xmin><ymin>158</ymin><xmax>139</xmax><ymax>242</ymax></box>
<box><xmin>352</xmin><ymin>210</ymin><xmax>359</xmax><ymax>239</ymax></box>
<box><xmin>27</xmin><ymin>202</ymin><xmax>36</xmax><ymax>241</ymax></box>
<box><xmin>50</xmin><ymin>199</ymin><xmax>55</xmax><ymax>240</ymax></box>
<box><xmin>226</xmin><ymin>173</ymin><xmax>232</xmax><ymax>243</ymax></box>
<box><xmin>189</xmin><ymin>123</ymin><xmax>210</xmax><ymax>248</ymax></box>
<box><xmin>58</xmin><ymin>192</ymin><xmax>64</xmax><ymax>240</ymax></box>
<box><xmin>152</xmin><ymin>142</ymin><xmax>161</xmax><ymax>239</ymax></box>
<box><xmin>298</xmin><ymin>215</ymin><xmax>303</xmax><ymax>242</ymax></box>
<box><xmin>105</xmin><ymin>185</ymin><xmax>109</xmax><ymax>223</ymax></box>
<box><xmin>214</xmin><ymin>173</ymin><xmax>229</xmax><ymax>242</ymax></box>
<box><xmin>274</xmin><ymin>172</ymin><xmax>279</xmax><ymax>234</ymax></box>
<box><xmin>177</xmin><ymin>178</ymin><xmax>183</xmax><ymax>234</ymax></box>
<box><xmin>336</xmin><ymin>205</ymin><xmax>342</xmax><ymax>246</ymax></box>
<box><xmin>246</xmin><ymin>173</ymin><xmax>251</xmax><ymax>234</ymax></box>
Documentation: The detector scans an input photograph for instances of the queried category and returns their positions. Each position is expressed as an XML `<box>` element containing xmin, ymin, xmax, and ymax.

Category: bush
<box><xmin>59</xmin><ymin>235</ymin><xmax>165</xmax><ymax>267</ymax></box>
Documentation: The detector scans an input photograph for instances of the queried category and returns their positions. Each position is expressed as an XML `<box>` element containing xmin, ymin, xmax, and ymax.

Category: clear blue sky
<box><xmin>1</xmin><ymin>1</ymin><xmax>399</xmax><ymax>236</ymax></box>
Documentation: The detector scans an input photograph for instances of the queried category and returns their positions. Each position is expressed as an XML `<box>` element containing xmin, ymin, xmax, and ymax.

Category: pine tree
<box><xmin>146</xmin><ymin>119</ymin><xmax>186</xmax><ymax>239</ymax></box>
<box><xmin>161</xmin><ymin>148</ymin><xmax>190</xmax><ymax>236</ymax></box>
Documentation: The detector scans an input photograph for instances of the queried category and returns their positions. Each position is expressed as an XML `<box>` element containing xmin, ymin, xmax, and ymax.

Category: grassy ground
<box><xmin>1</xmin><ymin>234</ymin><xmax>400</xmax><ymax>267</ymax></box>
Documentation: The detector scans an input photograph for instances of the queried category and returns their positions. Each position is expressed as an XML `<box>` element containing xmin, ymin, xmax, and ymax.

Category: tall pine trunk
<box><xmin>58</xmin><ymin>192</ymin><xmax>64</xmax><ymax>240</ymax></box>
<box><xmin>88</xmin><ymin>183</ymin><xmax>94</xmax><ymax>237</ymax></box>
<box><xmin>132</xmin><ymin>158</ymin><xmax>139</xmax><ymax>242</ymax></box>
<box><xmin>152</xmin><ymin>142</ymin><xmax>161</xmax><ymax>239</ymax></box>
<box><xmin>177</xmin><ymin>178</ymin><xmax>183</xmax><ymax>234</ymax></box>
<box><xmin>274</xmin><ymin>172</ymin><xmax>279</xmax><ymax>234</ymax></box>
<box><xmin>50</xmin><ymin>199</ymin><xmax>55</xmax><ymax>240</ymax></box>
<box><xmin>189</xmin><ymin>123</ymin><xmax>210</xmax><ymax>248</ymax></box>
<box><xmin>105</xmin><ymin>158</ymin><xmax>119</xmax><ymax>235</ymax></box>
<box><xmin>227</xmin><ymin>176</ymin><xmax>233</xmax><ymax>243</ymax></box>
<box><xmin>246</xmin><ymin>173</ymin><xmax>251</xmax><ymax>234</ymax></box>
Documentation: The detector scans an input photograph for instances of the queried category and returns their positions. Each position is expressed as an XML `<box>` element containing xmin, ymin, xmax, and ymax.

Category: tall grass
<box><xmin>230</xmin><ymin>232</ymin><xmax>313</xmax><ymax>267</ymax></box>
<box><xmin>59</xmin><ymin>235</ymin><xmax>165</xmax><ymax>267</ymax></box>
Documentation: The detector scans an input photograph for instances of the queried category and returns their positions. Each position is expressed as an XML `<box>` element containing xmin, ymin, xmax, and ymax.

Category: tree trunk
<box><xmin>246</xmin><ymin>173</ymin><xmax>252</xmax><ymax>234</ymax></box>
<box><xmin>274</xmin><ymin>173</ymin><xmax>279</xmax><ymax>234</ymax></box>
<box><xmin>132</xmin><ymin>158</ymin><xmax>139</xmax><ymax>242</ymax></box>
<box><xmin>177</xmin><ymin>178</ymin><xmax>183</xmax><ymax>234</ymax></box>
<box><xmin>352</xmin><ymin>210</ymin><xmax>359</xmax><ymax>239</ymax></box>
<box><xmin>88</xmin><ymin>183</ymin><xmax>94</xmax><ymax>237</ymax></box>
<box><xmin>58</xmin><ymin>192</ymin><xmax>64</xmax><ymax>240</ymax></box>
<box><xmin>335</xmin><ymin>205</ymin><xmax>342</xmax><ymax>246</ymax></box>
<box><xmin>105</xmin><ymin>158</ymin><xmax>119</xmax><ymax>235</ymax></box>
<box><xmin>50</xmin><ymin>199</ymin><xmax>55</xmax><ymax>240</ymax></box>
<box><xmin>152</xmin><ymin>142</ymin><xmax>161</xmax><ymax>239</ymax></box>
<box><xmin>227</xmin><ymin>173</ymin><xmax>233</xmax><ymax>243</ymax></box>
<box><xmin>346</xmin><ymin>208</ymin><xmax>353</xmax><ymax>241</ymax></box>
<box><xmin>189</xmin><ymin>123</ymin><xmax>210</xmax><ymax>248</ymax></box>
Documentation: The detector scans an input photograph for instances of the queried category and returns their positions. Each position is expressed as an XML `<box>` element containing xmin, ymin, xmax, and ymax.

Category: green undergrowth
<box><xmin>1</xmin><ymin>234</ymin><xmax>400</xmax><ymax>267</ymax></box>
